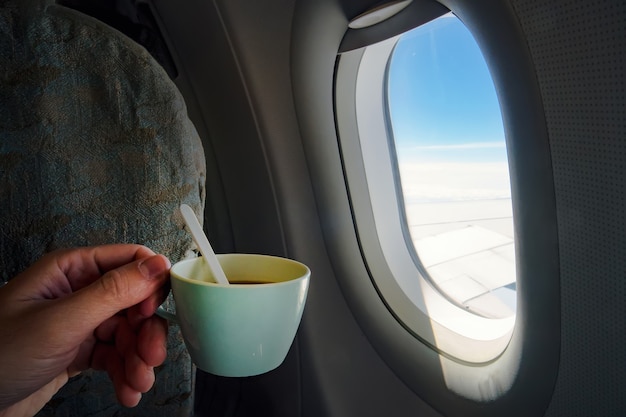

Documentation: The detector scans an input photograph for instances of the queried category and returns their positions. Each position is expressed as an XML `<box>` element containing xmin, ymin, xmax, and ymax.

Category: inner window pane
<box><xmin>386</xmin><ymin>14</ymin><xmax>516</xmax><ymax>319</ymax></box>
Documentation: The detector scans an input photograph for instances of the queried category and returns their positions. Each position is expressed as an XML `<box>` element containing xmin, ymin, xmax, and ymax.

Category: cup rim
<box><xmin>170</xmin><ymin>253</ymin><xmax>311</xmax><ymax>287</ymax></box>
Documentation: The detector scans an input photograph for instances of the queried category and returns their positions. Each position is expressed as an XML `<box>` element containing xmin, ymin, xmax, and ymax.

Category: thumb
<box><xmin>61</xmin><ymin>255</ymin><xmax>171</xmax><ymax>331</ymax></box>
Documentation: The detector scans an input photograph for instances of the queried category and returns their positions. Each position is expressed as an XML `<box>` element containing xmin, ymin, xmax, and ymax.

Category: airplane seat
<box><xmin>0</xmin><ymin>0</ymin><xmax>205</xmax><ymax>415</ymax></box>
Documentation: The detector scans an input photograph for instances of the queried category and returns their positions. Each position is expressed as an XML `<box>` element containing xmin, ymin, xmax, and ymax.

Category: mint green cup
<box><xmin>158</xmin><ymin>254</ymin><xmax>310</xmax><ymax>377</ymax></box>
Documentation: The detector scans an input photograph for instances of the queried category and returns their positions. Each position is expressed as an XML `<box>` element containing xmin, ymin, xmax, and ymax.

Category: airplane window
<box><xmin>335</xmin><ymin>11</ymin><xmax>516</xmax><ymax>364</ymax></box>
<box><xmin>386</xmin><ymin>14</ymin><xmax>515</xmax><ymax>319</ymax></box>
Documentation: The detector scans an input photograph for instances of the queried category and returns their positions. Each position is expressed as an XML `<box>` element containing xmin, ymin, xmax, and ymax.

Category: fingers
<box><xmin>92</xmin><ymin>345</ymin><xmax>143</xmax><ymax>407</ymax></box>
<box><xmin>59</xmin><ymin>254</ymin><xmax>171</xmax><ymax>335</ymax></box>
<box><xmin>0</xmin><ymin>245</ymin><xmax>171</xmax><ymax>410</ymax></box>
<box><xmin>3</xmin><ymin>245</ymin><xmax>159</xmax><ymax>302</ymax></box>
<box><xmin>127</xmin><ymin>282</ymin><xmax>170</xmax><ymax>329</ymax></box>
<box><xmin>54</xmin><ymin>245</ymin><xmax>157</xmax><ymax>292</ymax></box>
<box><xmin>92</xmin><ymin>315</ymin><xmax>168</xmax><ymax>405</ymax></box>
<box><xmin>137</xmin><ymin>317</ymin><xmax>168</xmax><ymax>367</ymax></box>
<box><xmin>115</xmin><ymin>317</ymin><xmax>167</xmax><ymax>390</ymax></box>
<box><xmin>114</xmin><ymin>321</ymin><xmax>155</xmax><ymax>394</ymax></box>
<box><xmin>64</xmin><ymin>246</ymin><xmax>170</xmax><ymax>407</ymax></box>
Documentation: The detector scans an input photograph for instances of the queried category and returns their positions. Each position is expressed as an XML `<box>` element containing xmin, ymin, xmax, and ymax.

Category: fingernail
<box><xmin>139</xmin><ymin>256</ymin><xmax>170</xmax><ymax>280</ymax></box>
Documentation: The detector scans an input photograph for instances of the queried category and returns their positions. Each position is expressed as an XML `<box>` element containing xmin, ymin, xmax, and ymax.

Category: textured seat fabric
<box><xmin>0</xmin><ymin>0</ymin><xmax>205</xmax><ymax>415</ymax></box>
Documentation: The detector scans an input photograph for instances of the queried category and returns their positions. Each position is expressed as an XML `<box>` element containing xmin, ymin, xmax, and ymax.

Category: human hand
<box><xmin>0</xmin><ymin>244</ymin><xmax>171</xmax><ymax>417</ymax></box>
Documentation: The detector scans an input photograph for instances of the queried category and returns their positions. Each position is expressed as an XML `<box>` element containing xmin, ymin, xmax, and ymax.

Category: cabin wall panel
<box><xmin>511</xmin><ymin>0</ymin><xmax>626</xmax><ymax>415</ymax></box>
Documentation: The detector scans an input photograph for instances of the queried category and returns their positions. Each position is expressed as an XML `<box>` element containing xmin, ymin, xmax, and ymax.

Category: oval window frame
<box><xmin>332</xmin><ymin>0</ymin><xmax>560</xmax><ymax>406</ymax></box>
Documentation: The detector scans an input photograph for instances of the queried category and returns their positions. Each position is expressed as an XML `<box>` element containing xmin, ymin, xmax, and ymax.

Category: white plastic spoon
<box><xmin>180</xmin><ymin>204</ymin><xmax>230</xmax><ymax>285</ymax></box>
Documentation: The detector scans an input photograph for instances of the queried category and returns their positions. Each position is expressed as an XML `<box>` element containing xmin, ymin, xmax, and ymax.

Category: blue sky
<box><xmin>387</xmin><ymin>14</ymin><xmax>507</xmax><ymax>164</ymax></box>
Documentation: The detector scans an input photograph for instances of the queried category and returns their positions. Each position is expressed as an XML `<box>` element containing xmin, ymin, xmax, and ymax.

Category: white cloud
<box><xmin>398</xmin><ymin>161</ymin><xmax>512</xmax><ymax>203</ymax></box>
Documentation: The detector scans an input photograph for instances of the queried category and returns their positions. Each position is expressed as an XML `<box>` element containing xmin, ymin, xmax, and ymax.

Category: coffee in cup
<box><xmin>157</xmin><ymin>253</ymin><xmax>310</xmax><ymax>377</ymax></box>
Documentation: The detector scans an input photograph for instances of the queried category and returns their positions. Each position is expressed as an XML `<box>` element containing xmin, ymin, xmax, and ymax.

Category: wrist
<box><xmin>0</xmin><ymin>402</ymin><xmax>34</xmax><ymax>417</ymax></box>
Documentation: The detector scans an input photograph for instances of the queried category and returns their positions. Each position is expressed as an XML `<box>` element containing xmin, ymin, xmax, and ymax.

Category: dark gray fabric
<box><xmin>0</xmin><ymin>0</ymin><xmax>205</xmax><ymax>415</ymax></box>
